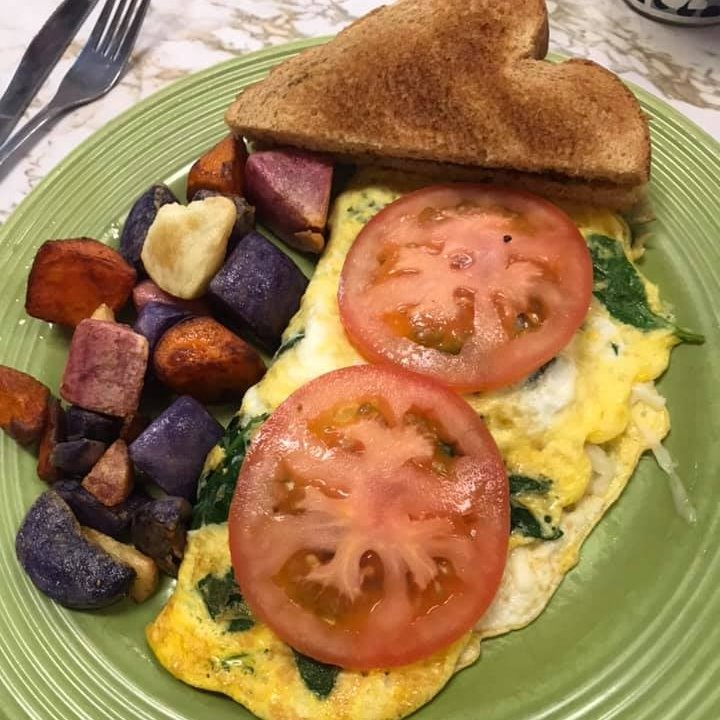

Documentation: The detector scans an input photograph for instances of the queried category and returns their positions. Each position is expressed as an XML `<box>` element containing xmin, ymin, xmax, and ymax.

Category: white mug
<box><xmin>624</xmin><ymin>0</ymin><xmax>720</xmax><ymax>24</ymax></box>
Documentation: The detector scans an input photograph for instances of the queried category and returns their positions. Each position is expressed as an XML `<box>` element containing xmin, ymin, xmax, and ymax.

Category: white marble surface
<box><xmin>0</xmin><ymin>0</ymin><xmax>718</xmax><ymax>224</ymax></box>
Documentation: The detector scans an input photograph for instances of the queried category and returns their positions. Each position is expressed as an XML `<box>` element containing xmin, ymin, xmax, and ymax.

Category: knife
<box><xmin>0</xmin><ymin>0</ymin><xmax>99</xmax><ymax>146</ymax></box>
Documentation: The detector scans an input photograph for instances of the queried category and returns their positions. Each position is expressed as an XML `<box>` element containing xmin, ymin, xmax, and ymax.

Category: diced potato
<box><xmin>119</xmin><ymin>414</ymin><xmax>149</xmax><ymax>444</ymax></box>
<box><xmin>0</xmin><ymin>365</ymin><xmax>50</xmax><ymax>445</ymax></box>
<box><xmin>140</xmin><ymin>197</ymin><xmax>236</xmax><ymax>299</ymax></box>
<box><xmin>244</xmin><ymin>148</ymin><xmax>333</xmax><ymax>253</ymax></box>
<box><xmin>81</xmin><ymin>439</ymin><xmax>134</xmax><ymax>506</ymax></box>
<box><xmin>128</xmin><ymin>397</ymin><xmax>222</xmax><ymax>500</ymax></box>
<box><xmin>37</xmin><ymin>397</ymin><xmax>65</xmax><ymax>482</ymax></box>
<box><xmin>51</xmin><ymin>439</ymin><xmax>106</xmax><ymax>476</ymax></box>
<box><xmin>132</xmin><ymin>279</ymin><xmax>210</xmax><ymax>315</ymax></box>
<box><xmin>153</xmin><ymin>317</ymin><xmax>265</xmax><ymax>403</ymax></box>
<box><xmin>65</xmin><ymin>406</ymin><xmax>121</xmax><ymax>443</ymax></box>
<box><xmin>131</xmin><ymin>497</ymin><xmax>192</xmax><ymax>576</ymax></box>
<box><xmin>208</xmin><ymin>232</ymin><xmax>308</xmax><ymax>351</ymax></box>
<box><xmin>17</xmin><ymin>492</ymin><xmax>134</xmax><ymax>609</ymax></box>
<box><xmin>60</xmin><ymin>320</ymin><xmax>149</xmax><ymax>417</ymax></box>
<box><xmin>132</xmin><ymin>301</ymin><xmax>191</xmax><ymax>354</ymax></box>
<box><xmin>191</xmin><ymin>190</ymin><xmax>255</xmax><ymax>250</ymax></box>
<box><xmin>25</xmin><ymin>239</ymin><xmax>136</xmax><ymax>327</ymax></box>
<box><xmin>91</xmin><ymin>304</ymin><xmax>115</xmax><ymax>322</ymax></box>
<box><xmin>186</xmin><ymin>135</ymin><xmax>247</xmax><ymax>201</ymax></box>
<box><xmin>55</xmin><ymin>480</ymin><xmax>147</xmax><ymax>540</ymax></box>
<box><xmin>82</xmin><ymin>527</ymin><xmax>159</xmax><ymax>602</ymax></box>
<box><xmin>120</xmin><ymin>184</ymin><xmax>179</xmax><ymax>271</ymax></box>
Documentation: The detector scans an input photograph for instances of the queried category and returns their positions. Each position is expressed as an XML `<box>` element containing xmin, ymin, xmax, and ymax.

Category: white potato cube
<box><xmin>141</xmin><ymin>196</ymin><xmax>235</xmax><ymax>299</ymax></box>
<box><xmin>82</xmin><ymin>527</ymin><xmax>159</xmax><ymax>603</ymax></box>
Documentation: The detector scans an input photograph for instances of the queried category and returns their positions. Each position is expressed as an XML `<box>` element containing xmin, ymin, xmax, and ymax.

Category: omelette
<box><xmin>147</xmin><ymin>167</ymin><xmax>693</xmax><ymax>720</ymax></box>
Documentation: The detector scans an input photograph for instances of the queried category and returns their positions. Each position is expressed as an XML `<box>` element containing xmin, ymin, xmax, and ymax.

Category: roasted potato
<box><xmin>51</xmin><ymin>439</ymin><xmax>106</xmax><ymax>477</ymax></box>
<box><xmin>25</xmin><ymin>239</ymin><xmax>136</xmax><ymax>327</ymax></box>
<box><xmin>120</xmin><ymin>184</ymin><xmax>179</xmax><ymax>271</ymax></box>
<box><xmin>91</xmin><ymin>303</ymin><xmax>115</xmax><ymax>322</ymax></box>
<box><xmin>81</xmin><ymin>439</ymin><xmax>134</xmax><ymax>507</ymax></box>
<box><xmin>0</xmin><ymin>365</ymin><xmax>49</xmax><ymax>445</ymax></box>
<box><xmin>82</xmin><ymin>527</ymin><xmax>158</xmax><ymax>602</ymax></box>
<box><xmin>128</xmin><ymin>396</ymin><xmax>223</xmax><ymax>499</ymax></box>
<box><xmin>60</xmin><ymin>319</ymin><xmax>149</xmax><ymax>418</ymax></box>
<box><xmin>119</xmin><ymin>413</ymin><xmax>150</xmax><ymax>444</ymax></box>
<box><xmin>186</xmin><ymin>135</ymin><xmax>247</xmax><ymax>201</ymax></box>
<box><xmin>153</xmin><ymin>317</ymin><xmax>265</xmax><ymax>403</ymax></box>
<box><xmin>16</xmin><ymin>491</ymin><xmax>135</xmax><ymax>609</ymax></box>
<box><xmin>65</xmin><ymin>406</ymin><xmax>122</xmax><ymax>443</ymax></box>
<box><xmin>191</xmin><ymin>190</ymin><xmax>255</xmax><ymax>249</ymax></box>
<box><xmin>140</xmin><ymin>196</ymin><xmax>236</xmax><ymax>300</ymax></box>
<box><xmin>131</xmin><ymin>497</ymin><xmax>192</xmax><ymax>577</ymax></box>
<box><xmin>132</xmin><ymin>301</ymin><xmax>192</xmax><ymax>354</ymax></box>
<box><xmin>37</xmin><ymin>397</ymin><xmax>65</xmax><ymax>483</ymax></box>
<box><xmin>209</xmin><ymin>231</ymin><xmax>308</xmax><ymax>351</ymax></box>
<box><xmin>54</xmin><ymin>480</ymin><xmax>148</xmax><ymax>540</ymax></box>
<box><xmin>244</xmin><ymin>147</ymin><xmax>333</xmax><ymax>253</ymax></box>
<box><xmin>132</xmin><ymin>279</ymin><xmax>210</xmax><ymax>315</ymax></box>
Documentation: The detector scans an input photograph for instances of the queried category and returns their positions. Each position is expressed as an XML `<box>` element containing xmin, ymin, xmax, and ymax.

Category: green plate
<box><xmin>1</xmin><ymin>39</ymin><xmax>719</xmax><ymax>720</ymax></box>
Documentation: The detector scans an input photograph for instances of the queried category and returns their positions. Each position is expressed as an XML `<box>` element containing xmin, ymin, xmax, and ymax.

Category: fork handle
<box><xmin>0</xmin><ymin>102</ymin><xmax>67</xmax><ymax>170</ymax></box>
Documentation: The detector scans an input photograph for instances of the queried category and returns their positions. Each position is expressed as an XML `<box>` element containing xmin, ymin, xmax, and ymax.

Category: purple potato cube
<box><xmin>16</xmin><ymin>490</ymin><xmax>134</xmax><ymax>609</ymax></box>
<box><xmin>51</xmin><ymin>439</ymin><xmax>107</xmax><ymax>476</ymax></box>
<box><xmin>131</xmin><ymin>497</ymin><xmax>192</xmax><ymax>576</ymax></box>
<box><xmin>120</xmin><ymin>184</ymin><xmax>178</xmax><ymax>271</ymax></box>
<box><xmin>132</xmin><ymin>301</ymin><xmax>192</xmax><ymax>354</ymax></box>
<box><xmin>208</xmin><ymin>231</ymin><xmax>308</xmax><ymax>351</ymax></box>
<box><xmin>53</xmin><ymin>480</ymin><xmax>148</xmax><ymax>540</ymax></box>
<box><xmin>128</xmin><ymin>396</ymin><xmax>223</xmax><ymax>500</ymax></box>
<box><xmin>65</xmin><ymin>406</ymin><xmax>122</xmax><ymax>443</ymax></box>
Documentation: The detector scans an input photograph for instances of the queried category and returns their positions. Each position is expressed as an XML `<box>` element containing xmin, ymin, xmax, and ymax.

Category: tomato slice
<box><xmin>338</xmin><ymin>184</ymin><xmax>593</xmax><ymax>392</ymax></box>
<box><xmin>229</xmin><ymin>365</ymin><xmax>509</xmax><ymax>670</ymax></box>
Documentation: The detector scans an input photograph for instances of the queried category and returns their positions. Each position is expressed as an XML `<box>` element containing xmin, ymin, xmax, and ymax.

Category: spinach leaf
<box><xmin>510</xmin><ymin>506</ymin><xmax>562</xmax><ymax>541</ymax></box>
<box><xmin>193</xmin><ymin>414</ymin><xmax>268</xmax><ymax>528</ymax></box>
<box><xmin>292</xmin><ymin>650</ymin><xmax>341</xmax><ymax>699</ymax></box>
<box><xmin>509</xmin><ymin>474</ymin><xmax>562</xmax><ymax>541</ymax></box>
<box><xmin>273</xmin><ymin>330</ymin><xmax>306</xmax><ymax>359</ymax></box>
<box><xmin>197</xmin><ymin>568</ymin><xmax>255</xmax><ymax>632</ymax></box>
<box><xmin>509</xmin><ymin>475</ymin><xmax>551</xmax><ymax>495</ymax></box>
<box><xmin>587</xmin><ymin>234</ymin><xmax>703</xmax><ymax>344</ymax></box>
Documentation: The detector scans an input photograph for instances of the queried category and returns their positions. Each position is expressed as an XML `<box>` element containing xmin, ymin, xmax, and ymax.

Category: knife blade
<box><xmin>0</xmin><ymin>0</ymin><xmax>99</xmax><ymax>146</ymax></box>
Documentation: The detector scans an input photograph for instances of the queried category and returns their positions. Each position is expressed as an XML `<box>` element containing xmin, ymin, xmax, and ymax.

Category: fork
<box><xmin>0</xmin><ymin>0</ymin><xmax>150</xmax><ymax>169</ymax></box>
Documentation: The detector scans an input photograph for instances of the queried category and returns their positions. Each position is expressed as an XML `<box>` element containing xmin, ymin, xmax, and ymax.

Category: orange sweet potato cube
<box><xmin>186</xmin><ymin>135</ymin><xmax>247</xmax><ymax>201</ymax></box>
<box><xmin>0</xmin><ymin>365</ymin><xmax>50</xmax><ymax>445</ymax></box>
<box><xmin>153</xmin><ymin>317</ymin><xmax>265</xmax><ymax>403</ymax></box>
<box><xmin>25</xmin><ymin>239</ymin><xmax>136</xmax><ymax>327</ymax></box>
<box><xmin>37</xmin><ymin>397</ymin><xmax>65</xmax><ymax>482</ymax></box>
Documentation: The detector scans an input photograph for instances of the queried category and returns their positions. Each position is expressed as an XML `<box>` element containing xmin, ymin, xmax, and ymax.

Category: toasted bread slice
<box><xmin>226</xmin><ymin>0</ymin><xmax>650</xmax><ymax>210</ymax></box>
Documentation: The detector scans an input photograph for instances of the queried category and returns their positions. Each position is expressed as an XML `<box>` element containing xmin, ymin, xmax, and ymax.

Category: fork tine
<box><xmin>86</xmin><ymin>0</ymin><xmax>117</xmax><ymax>50</ymax></box>
<box><xmin>98</xmin><ymin>0</ymin><xmax>131</xmax><ymax>55</ymax></box>
<box><xmin>106</xmin><ymin>0</ymin><xmax>141</xmax><ymax>59</ymax></box>
<box><xmin>112</xmin><ymin>0</ymin><xmax>150</xmax><ymax>63</ymax></box>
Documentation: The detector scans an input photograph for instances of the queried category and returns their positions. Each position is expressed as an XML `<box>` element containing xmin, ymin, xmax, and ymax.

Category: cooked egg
<box><xmin>148</xmin><ymin>167</ymin><xmax>681</xmax><ymax>720</ymax></box>
<box><xmin>147</xmin><ymin>523</ymin><xmax>474</xmax><ymax>720</ymax></box>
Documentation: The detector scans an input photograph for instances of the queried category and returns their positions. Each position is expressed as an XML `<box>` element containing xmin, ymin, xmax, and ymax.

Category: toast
<box><xmin>225</xmin><ymin>0</ymin><xmax>650</xmax><ymax>210</ymax></box>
